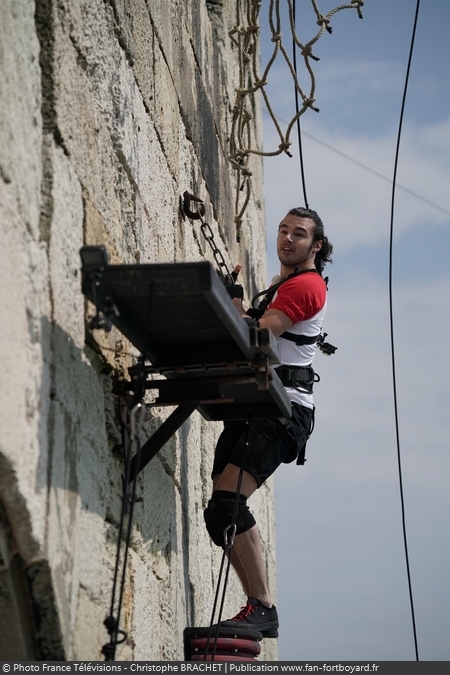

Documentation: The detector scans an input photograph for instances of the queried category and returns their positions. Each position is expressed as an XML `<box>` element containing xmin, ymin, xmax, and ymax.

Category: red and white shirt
<box><xmin>268</xmin><ymin>271</ymin><xmax>327</xmax><ymax>409</ymax></box>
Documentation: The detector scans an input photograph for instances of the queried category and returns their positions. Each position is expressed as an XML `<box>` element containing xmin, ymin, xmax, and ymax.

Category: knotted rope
<box><xmin>228</xmin><ymin>0</ymin><xmax>364</xmax><ymax>241</ymax></box>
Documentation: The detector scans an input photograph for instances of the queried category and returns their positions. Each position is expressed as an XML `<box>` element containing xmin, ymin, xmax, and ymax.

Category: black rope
<box><xmin>102</xmin><ymin>404</ymin><xmax>145</xmax><ymax>660</ymax></box>
<box><xmin>292</xmin><ymin>1</ymin><xmax>309</xmax><ymax>209</ymax></box>
<box><xmin>102</xmin><ymin>399</ymin><xmax>132</xmax><ymax>659</ymax></box>
<box><xmin>389</xmin><ymin>0</ymin><xmax>421</xmax><ymax>662</ymax></box>
<box><xmin>115</xmin><ymin>410</ymin><xmax>144</xmax><ymax>648</ymax></box>
<box><xmin>205</xmin><ymin>413</ymin><xmax>252</xmax><ymax>661</ymax></box>
<box><xmin>102</xmin><ymin>283</ymin><xmax>153</xmax><ymax>660</ymax></box>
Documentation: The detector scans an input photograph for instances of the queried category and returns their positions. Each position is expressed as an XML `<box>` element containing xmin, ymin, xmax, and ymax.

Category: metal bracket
<box><xmin>128</xmin><ymin>402</ymin><xmax>198</xmax><ymax>481</ymax></box>
<box><xmin>182</xmin><ymin>191</ymin><xmax>206</xmax><ymax>220</ymax></box>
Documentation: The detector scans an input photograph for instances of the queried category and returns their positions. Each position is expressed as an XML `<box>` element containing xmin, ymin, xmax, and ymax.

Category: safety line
<box><xmin>205</xmin><ymin>415</ymin><xmax>252</xmax><ymax>661</ymax></box>
<box><xmin>102</xmin><ymin>403</ymin><xmax>146</xmax><ymax>660</ymax></box>
<box><xmin>115</xmin><ymin>406</ymin><xmax>145</xmax><ymax>653</ymax></box>
<box><xmin>103</xmin><ymin>281</ymin><xmax>153</xmax><ymax>660</ymax></box>
<box><xmin>103</xmin><ymin>409</ymin><xmax>131</xmax><ymax>659</ymax></box>
<box><xmin>262</xmin><ymin>109</ymin><xmax>450</xmax><ymax>219</ymax></box>
<box><xmin>301</xmin><ymin>130</ymin><xmax>450</xmax><ymax>217</ymax></box>
<box><xmin>292</xmin><ymin>0</ymin><xmax>309</xmax><ymax>208</ymax></box>
<box><xmin>389</xmin><ymin>0</ymin><xmax>421</xmax><ymax>662</ymax></box>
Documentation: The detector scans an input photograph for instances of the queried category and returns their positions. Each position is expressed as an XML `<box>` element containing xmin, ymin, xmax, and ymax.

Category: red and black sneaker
<box><xmin>219</xmin><ymin>596</ymin><xmax>279</xmax><ymax>638</ymax></box>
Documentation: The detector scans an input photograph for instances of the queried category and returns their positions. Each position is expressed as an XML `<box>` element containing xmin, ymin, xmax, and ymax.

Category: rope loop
<box><xmin>226</xmin><ymin>0</ymin><xmax>364</xmax><ymax>240</ymax></box>
<box><xmin>234</xmin><ymin>23</ymin><xmax>247</xmax><ymax>35</ymax></box>
<box><xmin>317</xmin><ymin>13</ymin><xmax>331</xmax><ymax>28</ymax></box>
<box><xmin>304</xmin><ymin>96</ymin><xmax>316</xmax><ymax>107</ymax></box>
<box><xmin>278</xmin><ymin>140</ymin><xmax>292</xmax><ymax>153</ymax></box>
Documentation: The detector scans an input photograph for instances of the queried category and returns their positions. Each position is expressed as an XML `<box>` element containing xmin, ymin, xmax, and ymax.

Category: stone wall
<box><xmin>0</xmin><ymin>0</ymin><xmax>277</xmax><ymax>661</ymax></box>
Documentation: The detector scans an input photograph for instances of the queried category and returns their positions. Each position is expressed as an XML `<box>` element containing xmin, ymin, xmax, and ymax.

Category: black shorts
<box><xmin>211</xmin><ymin>404</ymin><xmax>314</xmax><ymax>488</ymax></box>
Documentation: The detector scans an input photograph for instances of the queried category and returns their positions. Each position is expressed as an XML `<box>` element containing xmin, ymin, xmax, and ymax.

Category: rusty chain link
<box><xmin>182</xmin><ymin>191</ymin><xmax>234</xmax><ymax>283</ymax></box>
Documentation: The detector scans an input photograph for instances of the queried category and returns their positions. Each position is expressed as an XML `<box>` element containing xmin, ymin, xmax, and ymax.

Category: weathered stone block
<box><xmin>0</xmin><ymin>0</ymin><xmax>275</xmax><ymax>660</ymax></box>
<box><xmin>0</xmin><ymin>0</ymin><xmax>42</xmax><ymax>238</ymax></box>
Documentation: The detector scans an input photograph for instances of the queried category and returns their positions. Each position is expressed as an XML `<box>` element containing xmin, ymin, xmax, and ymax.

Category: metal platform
<box><xmin>81</xmin><ymin>249</ymin><xmax>291</xmax><ymax>421</ymax></box>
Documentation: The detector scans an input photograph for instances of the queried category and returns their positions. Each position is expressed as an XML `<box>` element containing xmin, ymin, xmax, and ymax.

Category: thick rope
<box><xmin>228</xmin><ymin>0</ymin><xmax>364</xmax><ymax>240</ymax></box>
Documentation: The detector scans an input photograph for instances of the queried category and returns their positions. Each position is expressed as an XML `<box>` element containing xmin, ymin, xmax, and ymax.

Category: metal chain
<box><xmin>199</xmin><ymin>220</ymin><xmax>233</xmax><ymax>282</ymax></box>
<box><xmin>182</xmin><ymin>191</ymin><xmax>235</xmax><ymax>282</ymax></box>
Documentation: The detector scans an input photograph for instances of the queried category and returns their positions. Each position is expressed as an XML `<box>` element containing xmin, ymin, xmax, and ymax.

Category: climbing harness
<box><xmin>274</xmin><ymin>364</ymin><xmax>317</xmax><ymax>393</ymax></box>
<box><xmin>248</xmin><ymin>268</ymin><xmax>337</xmax><ymax>357</ymax></box>
<box><xmin>248</xmin><ymin>268</ymin><xmax>321</xmax><ymax>319</ymax></box>
<box><xmin>280</xmin><ymin>330</ymin><xmax>337</xmax><ymax>356</ymax></box>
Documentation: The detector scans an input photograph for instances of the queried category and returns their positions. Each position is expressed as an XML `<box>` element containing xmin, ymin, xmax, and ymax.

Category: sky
<box><xmin>257</xmin><ymin>0</ymin><xmax>450</xmax><ymax>662</ymax></box>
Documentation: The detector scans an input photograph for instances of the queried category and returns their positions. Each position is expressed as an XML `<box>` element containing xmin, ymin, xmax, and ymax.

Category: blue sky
<box><xmin>257</xmin><ymin>0</ymin><xmax>450</xmax><ymax>661</ymax></box>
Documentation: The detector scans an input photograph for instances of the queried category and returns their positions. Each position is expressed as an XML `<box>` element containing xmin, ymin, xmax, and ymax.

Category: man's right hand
<box><xmin>224</xmin><ymin>264</ymin><xmax>244</xmax><ymax>299</ymax></box>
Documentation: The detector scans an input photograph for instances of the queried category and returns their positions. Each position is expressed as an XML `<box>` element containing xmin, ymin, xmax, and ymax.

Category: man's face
<box><xmin>276</xmin><ymin>214</ymin><xmax>321</xmax><ymax>271</ymax></box>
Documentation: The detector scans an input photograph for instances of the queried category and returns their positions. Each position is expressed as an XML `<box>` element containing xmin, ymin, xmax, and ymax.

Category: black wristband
<box><xmin>246</xmin><ymin>307</ymin><xmax>263</xmax><ymax>320</ymax></box>
<box><xmin>225</xmin><ymin>283</ymin><xmax>244</xmax><ymax>299</ymax></box>
<box><xmin>243</xmin><ymin>316</ymin><xmax>259</xmax><ymax>328</ymax></box>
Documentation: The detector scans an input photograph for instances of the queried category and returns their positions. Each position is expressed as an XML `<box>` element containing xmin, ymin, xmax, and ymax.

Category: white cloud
<box><xmin>271</xmin><ymin>270</ymin><xmax>450</xmax><ymax>660</ymax></box>
<box><xmin>314</xmin><ymin>58</ymin><xmax>405</xmax><ymax>98</ymax></box>
<box><xmin>262</xmin><ymin>114</ymin><xmax>450</xmax><ymax>267</ymax></box>
<box><xmin>258</xmin><ymin>1</ymin><xmax>450</xmax><ymax>661</ymax></box>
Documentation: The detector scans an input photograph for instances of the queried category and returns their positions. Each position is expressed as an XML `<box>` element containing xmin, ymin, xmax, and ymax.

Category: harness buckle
<box><xmin>274</xmin><ymin>365</ymin><xmax>316</xmax><ymax>392</ymax></box>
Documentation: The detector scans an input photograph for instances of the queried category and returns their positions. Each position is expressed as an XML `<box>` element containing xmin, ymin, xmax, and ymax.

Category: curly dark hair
<box><xmin>288</xmin><ymin>207</ymin><xmax>333</xmax><ymax>275</ymax></box>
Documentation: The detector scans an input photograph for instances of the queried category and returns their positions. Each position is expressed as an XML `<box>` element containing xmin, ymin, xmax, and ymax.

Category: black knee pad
<box><xmin>205</xmin><ymin>490</ymin><xmax>256</xmax><ymax>547</ymax></box>
<box><xmin>203</xmin><ymin>505</ymin><xmax>224</xmax><ymax>547</ymax></box>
